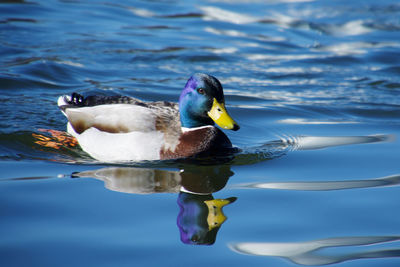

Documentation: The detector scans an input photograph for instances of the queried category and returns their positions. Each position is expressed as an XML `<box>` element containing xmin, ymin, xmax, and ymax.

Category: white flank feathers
<box><xmin>59</xmin><ymin>98</ymin><xmax>166</xmax><ymax>162</ymax></box>
<box><xmin>74</xmin><ymin>127</ymin><xmax>164</xmax><ymax>162</ymax></box>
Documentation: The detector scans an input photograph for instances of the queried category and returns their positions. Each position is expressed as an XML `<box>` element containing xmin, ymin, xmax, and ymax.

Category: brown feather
<box><xmin>160</xmin><ymin>127</ymin><xmax>232</xmax><ymax>159</ymax></box>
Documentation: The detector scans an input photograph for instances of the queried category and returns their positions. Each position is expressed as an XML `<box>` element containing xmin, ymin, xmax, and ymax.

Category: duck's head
<box><xmin>179</xmin><ymin>73</ymin><xmax>240</xmax><ymax>130</ymax></box>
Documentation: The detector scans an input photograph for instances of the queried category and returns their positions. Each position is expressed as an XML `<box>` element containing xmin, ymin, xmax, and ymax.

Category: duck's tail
<box><xmin>57</xmin><ymin>93</ymin><xmax>86</xmax><ymax>115</ymax></box>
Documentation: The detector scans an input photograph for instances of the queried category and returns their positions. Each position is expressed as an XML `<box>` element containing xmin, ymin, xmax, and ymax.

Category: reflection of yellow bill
<box><xmin>204</xmin><ymin>198</ymin><xmax>234</xmax><ymax>230</ymax></box>
<box><xmin>207</xmin><ymin>98</ymin><xmax>240</xmax><ymax>131</ymax></box>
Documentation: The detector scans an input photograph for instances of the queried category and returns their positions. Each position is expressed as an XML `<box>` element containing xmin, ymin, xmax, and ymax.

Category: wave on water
<box><xmin>231</xmin><ymin>173</ymin><xmax>400</xmax><ymax>192</ymax></box>
<box><xmin>230</xmin><ymin>236</ymin><xmax>400</xmax><ymax>266</ymax></box>
<box><xmin>0</xmin><ymin>129</ymin><xmax>287</xmax><ymax>166</ymax></box>
<box><xmin>0</xmin><ymin>128</ymin><xmax>394</xmax><ymax>167</ymax></box>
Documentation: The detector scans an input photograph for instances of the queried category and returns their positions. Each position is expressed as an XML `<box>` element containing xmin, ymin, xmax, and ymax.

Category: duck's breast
<box><xmin>160</xmin><ymin>126</ymin><xmax>232</xmax><ymax>160</ymax></box>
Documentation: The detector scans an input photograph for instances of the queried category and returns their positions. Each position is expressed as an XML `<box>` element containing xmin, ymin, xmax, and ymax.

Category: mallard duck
<box><xmin>57</xmin><ymin>73</ymin><xmax>240</xmax><ymax>162</ymax></box>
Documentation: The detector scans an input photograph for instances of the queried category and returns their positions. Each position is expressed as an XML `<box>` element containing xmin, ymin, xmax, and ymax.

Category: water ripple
<box><xmin>232</xmin><ymin>174</ymin><xmax>400</xmax><ymax>191</ymax></box>
<box><xmin>230</xmin><ymin>236</ymin><xmax>400</xmax><ymax>266</ymax></box>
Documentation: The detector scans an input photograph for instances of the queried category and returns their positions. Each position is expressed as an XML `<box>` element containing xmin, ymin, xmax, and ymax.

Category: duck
<box><xmin>57</xmin><ymin>73</ymin><xmax>240</xmax><ymax>162</ymax></box>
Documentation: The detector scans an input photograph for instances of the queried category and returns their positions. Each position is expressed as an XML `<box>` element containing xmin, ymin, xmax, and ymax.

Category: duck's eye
<box><xmin>197</xmin><ymin>88</ymin><xmax>205</xmax><ymax>95</ymax></box>
<box><xmin>191</xmin><ymin>234</ymin><xmax>200</xmax><ymax>242</ymax></box>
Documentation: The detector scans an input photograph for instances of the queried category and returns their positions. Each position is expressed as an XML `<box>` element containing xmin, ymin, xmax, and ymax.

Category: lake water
<box><xmin>1</xmin><ymin>0</ymin><xmax>400</xmax><ymax>266</ymax></box>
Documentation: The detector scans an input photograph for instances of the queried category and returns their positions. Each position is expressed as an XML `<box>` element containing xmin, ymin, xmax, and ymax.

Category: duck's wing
<box><xmin>58</xmin><ymin>94</ymin><xmax>181</xmax><ymax>139</ymax></box>
<box><xmin>150</xmin><ymin>101</ymin><xmax>182</xmax><ymax>151</ymax></box>
<box><xmin>58</xmin><ymin>93</ymin><xmax>147</xmax><ymax>110</ymax></box>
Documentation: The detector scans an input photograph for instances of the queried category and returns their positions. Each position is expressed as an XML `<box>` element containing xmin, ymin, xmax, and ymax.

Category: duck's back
<box><xmin>58</xmin><ymin>94</ymin><xmax>180</xmax><ymax>133</ymax></box>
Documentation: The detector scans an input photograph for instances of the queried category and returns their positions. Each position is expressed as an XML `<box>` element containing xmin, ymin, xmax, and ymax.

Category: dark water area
<box><xmin>1</xmin><ymin>0</ymin><xmax>400</xmax><ymax>266</ymax></box>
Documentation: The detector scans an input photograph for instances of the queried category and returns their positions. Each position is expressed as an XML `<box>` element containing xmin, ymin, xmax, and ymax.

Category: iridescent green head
<box><xmin>179</xmin><ymin>73</ymin><xmax>239</xmax><ymax>130</ymax></box>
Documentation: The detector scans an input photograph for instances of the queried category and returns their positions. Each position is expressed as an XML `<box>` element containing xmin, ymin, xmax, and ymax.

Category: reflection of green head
<box><xmin>177</xmin><ymin>192</ymin><xmax>236</xmax><ymax>245</ymax></box>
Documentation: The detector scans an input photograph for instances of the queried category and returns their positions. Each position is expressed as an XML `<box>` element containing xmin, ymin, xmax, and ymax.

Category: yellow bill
<box><xmin>207</xmin><ymin>98</ymin><xmax>240</xmax><ymax>131</ymax></box>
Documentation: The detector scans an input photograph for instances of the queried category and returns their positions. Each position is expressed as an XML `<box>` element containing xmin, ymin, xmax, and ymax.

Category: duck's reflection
<box><xmin>69</xmin><ymin>133</ymin><xmax>397</xmax><ymax>252</ymax></box>
<box><xmin>178</xmin><ymin>192</ymin><xmax>236</xmax><ymax>245</ymax></box>
<box><xmin>74</xmin><ymin>165</ymin><xmax>236</xmax><ymax>245</ymax></box>
<box><xmin>74</xmin><ymin>167</ymin><xmax>182</xmax><ymax>194</ymax></box>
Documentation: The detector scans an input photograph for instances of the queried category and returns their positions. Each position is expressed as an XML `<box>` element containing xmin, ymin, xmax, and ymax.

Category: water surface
<box><xmin>1</xmin><ymin>0</ymin><xmax>400</xmax><ymax>266</ymax></box>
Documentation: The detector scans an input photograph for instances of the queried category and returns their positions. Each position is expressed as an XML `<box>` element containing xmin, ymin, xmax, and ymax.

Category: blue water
<box><xmin>1</xmin><ymin>0</ymin><xmax>400</xmax><ymax>266</ymax></box>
